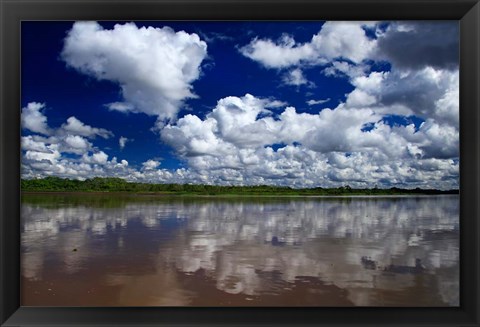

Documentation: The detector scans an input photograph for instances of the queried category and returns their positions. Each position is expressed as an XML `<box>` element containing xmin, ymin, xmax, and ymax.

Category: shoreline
<box><xmin>21</xmin><ymin>191</ymin><xmax>459</xmax><ymax>198</ymax></box>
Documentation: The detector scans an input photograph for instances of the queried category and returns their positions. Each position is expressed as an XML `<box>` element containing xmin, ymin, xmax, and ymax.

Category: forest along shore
<box><xmin>21</xmin><ymin>177</ymin><xmax>459</xmax><ymax>196</ymax></box>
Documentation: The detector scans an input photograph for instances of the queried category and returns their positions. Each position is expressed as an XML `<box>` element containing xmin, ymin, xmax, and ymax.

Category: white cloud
<box><xmin>24</xmin><ymin>148</ymin><xmax>61</xmax><ymax>165</ymax></box>
<box><xmin>82</xmin><ymin>151</ymin><xmax>109</xmax><ymax>165</ymax></box>
<box><xmin>119</xmin><ymin>136</ymin><xmax>131</xmax><ymax>149</ymax></box>
<box><xmin>240</xmin><ymin>34</ymin><xmax>316</xmax><ymax>69</ymax></box>
<box><xmin>434</xmin><ymin>75</ymin><xmax>459</xmax><ymax>126</ymax></box>
<box><xmin>240</xmin><ymin>22</ymin><xmax>376</xmax><ymax>69</ymax></box>
<box><xmin>60</xmin><ymin>116</ymin><xmax>113</xmax><ymax>139</ymax></box>
<box><xmin>306</xmin><ymin>98</ymin><xmax>330</xmax><ymax>106</ymax></box>
<box><xmin>264</xmin><ymin>99</ymin><xmax>288</xmax><ymax>108</ymax></box>
<box><xmin>20</xmin><ymin>102</ymin><xmax>126</xmax><ymax>178</ymax></box>
<box><xmin>345</xmin><ymin>89</ymin><xmax>377</xmax><ymax>107</ymax></box>
<box><xmin>418</xmin><ymin>119</ymin><xmax>458</xmax><ymax>159</ymax></box>
<box><xmin>162</xmin><ymin>95</ymin><xmax>278</xmax><ymax>156</ymax></box>
<box><xmin>61</xmin><ymin>21</ymin><xmax>208</xmax><ymax>122</ymax></box>
<box><xmin>21</xmin><ymin>78</ymin><xmax>458</xmax><ymax>189</ymax></box>
<box><xmin>21</xmin><ymin>102</ymin><xmax>52</xmax><ymax>135</ymax></box>
<box><xmin>343</xmin><ymin>67</ymin><xmax>459</xmax><ymax>128</ymax></box>
<box><xmin>323</xmin><ymin>61</ymin><xmax>370</xmax><ymax>79</ymax></box>
<box><xmin>63</xmin><ymin>135</ymin><xmax>92</xmax><ymax>154</ymax></box>
<box><xmin>282</xmin><ymin>69</ymin><xmax>313</xmax><ymax>87</ymax></box>
<box><xmin>106</xmin><ymin>102</ymin><xmax>135</xmax><ymax>113</ymax></box>
<box><xmin>157</xmin><ymin>94</ymin><xmax>458</xmax><ymax>189</ymax></box>
<box><xmin>309</xmin><ymin>22</ymin><xmax>377</xmax><ymax>63</ymax></box>
<box><xmin>142</xmin><ymin>159</ymin><xmax>161</xmax><ymax>170</ymax></box>
<box><xmin>92</xmin><ymin>151</ymin><xmax>108</xmax><ymax>165</ymax></box>
<box><xmin>21</xmin><ymin>136</ymin><xmax>50</xmax><ymax>153</ymax></box>
<box><xmin>22</xmin><ymin>102</ymin><xmax>114</xmax><ymax>143</ymax></box>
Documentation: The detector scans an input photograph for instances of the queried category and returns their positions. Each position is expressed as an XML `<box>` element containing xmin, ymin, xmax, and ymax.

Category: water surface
<box><xmin>21</xmin><ymin>194</ymin><xmax>459</xmax><ymax>306</ymax></box>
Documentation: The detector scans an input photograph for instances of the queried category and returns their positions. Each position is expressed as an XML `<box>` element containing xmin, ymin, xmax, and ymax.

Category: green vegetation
<box><xmin>21</xmin><ymin>177</ymin><xmax>459</xmax><ymax>196</ymax></box>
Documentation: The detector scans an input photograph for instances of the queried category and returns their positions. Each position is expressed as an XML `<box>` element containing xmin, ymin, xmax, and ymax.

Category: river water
<box><xmin>21</xmin><ymin>194</ymin><xmax>459</xmax><ymax>306</ymax></box>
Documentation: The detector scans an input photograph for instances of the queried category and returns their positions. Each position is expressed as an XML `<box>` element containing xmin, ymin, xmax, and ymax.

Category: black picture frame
<box><xmin>1</xmin><ymin>0</ymin><xmax>479</xmax><ymax>326</ymax></box>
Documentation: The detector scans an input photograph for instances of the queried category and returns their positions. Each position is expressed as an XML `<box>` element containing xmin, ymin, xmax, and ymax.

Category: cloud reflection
<box><xmin>21</xmin><ymin>195</ymin><xmax>459</xmax><ymax>306</ymax></box>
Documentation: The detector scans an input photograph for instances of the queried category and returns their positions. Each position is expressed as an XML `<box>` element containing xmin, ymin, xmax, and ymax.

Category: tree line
<box><xmin>20</xmin><ymin>177</ymin><xmax>459</xmax><ymax>196</ymax></box>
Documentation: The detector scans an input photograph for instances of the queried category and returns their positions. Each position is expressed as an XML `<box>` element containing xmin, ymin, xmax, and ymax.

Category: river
<box><xmin>21</xmin><ymin>194</ymin><xmax>459</xmax><ymax>306</ymax></box>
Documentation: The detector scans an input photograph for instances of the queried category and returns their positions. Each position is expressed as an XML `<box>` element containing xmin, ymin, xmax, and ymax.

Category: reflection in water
<box><xmin>21</xmin><ymin>194</ymin><xmax>459</xmax><ymax>306</ymax></box>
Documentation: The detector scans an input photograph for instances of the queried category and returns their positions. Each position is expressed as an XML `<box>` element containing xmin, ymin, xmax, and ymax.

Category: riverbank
<box><xmin>21</xmin><ymin>190</ymin><xmax>459</xmax><ymax>197</ymax></box>
<box><xmin>21</xmin><ymin>177</ymin><xmax>459</xmax><ymax>196</ymax></box>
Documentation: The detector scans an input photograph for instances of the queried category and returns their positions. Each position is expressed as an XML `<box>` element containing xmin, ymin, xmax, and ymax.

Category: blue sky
<box><xmin>21</xmin><ymin>21</ymin><xmax>459</xmax><ymax>189</ymax></box>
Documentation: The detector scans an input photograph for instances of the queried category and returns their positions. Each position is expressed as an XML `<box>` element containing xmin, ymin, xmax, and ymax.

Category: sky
<box><xmin>21</xmin><ymin>21</ymin><xmax>460</xmax><ymax>189</ymax></box>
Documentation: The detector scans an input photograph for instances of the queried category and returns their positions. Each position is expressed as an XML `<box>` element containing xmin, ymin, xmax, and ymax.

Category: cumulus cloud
<box><xmin>22</xmin><ymin>152</ymin><xmax>133</xmax><ymax>181</ymax></box>
<box><xmin>240</xmin><ymin>18</ymin><xmax>460</xmax><ymax>128</ymax></box>
<box><xmin>242</xmin><ymin>21</ymin><xmax>458</xmax><ymax>74</ymax></box>
<box><xmin>158</xmin><ymin>94</ymin><xmax>458</xmax><ymax>189</ymax></box>
<box><xmin>21</xmin><ymin>135</ymin><xmax>51</xmax><ymax>153</ymax></box>
<box><xmin>80</xmin><ymin>151</ymin><xmax>109</xmax><ymax>165</ymax></box>
<box><xmin>60</xmin><ymin>116</ymin><xmax>113</xmax><ymax>139</ymax></box>
<box><xmin>162</xmin><ymin>95</ymin><xmax>281</xmax><ymax>155</ymax></box>
<box><xmin>142</xmin><ymin>159</ymin><xmax>161</xmax><ymax>170</ymax></box>
<box><xmin>24</xmin><ymin>146</ymin><xmax>61</xmax><ymax>165</ymax></box>
<box><xmin>63</xmin><ymin>135</ymin><xmax>92</xmax><ymax>154</ymax></box>
<box><xmin>61</xmin><ymin>21</ymin><xmax>208</xmax><ymax>122</ymax></box>
<box><xmin>92</xmin><ymin>151</ymin><xmax>109</xmax><ymax>165</ymax></box>
<box><xmin>21</xmin><ymin>101</ymin><xmax>114</xmax><ymax>141</ymax></box>
<box><xmin>282</xmin><ymin>69</ymin><xmax>313</xmax><ymax>87</ymax></box>
<box><xmin>343</xmin><ymin>67</ymin><xmax>459</xmax><ymax>128</ymax></box>
<box><xmin>21</xmin><ymin>102</ymin><xmax>123</xmax><ymax>179</ymax></box>
<box><xmin>240</xmin><ymin>34</ymin><xmax>315</xmax><ymax>69</ymax></box>
<box><xmin>309</xmin><ymin>21</ymin><xmax>377</xmax><ymax>63</ymax></box>
<box><xmin>21</xmin><ymin>101</ymin><xmax>116</xmax><ymax>160</ymax></box>
<box><xmin>21</xmin><ymin>102</ymin><xmax>52</xmax><ymax>135</ymax></box>
<box><xmin>323</xmin><ymin>61</ymin><xmax>369</xmax><ymax>79</ymax></box>
<box><xmin>240</xmin><ymin>22</ymin><xmax>376</xmax><ymax>69</ymax></box>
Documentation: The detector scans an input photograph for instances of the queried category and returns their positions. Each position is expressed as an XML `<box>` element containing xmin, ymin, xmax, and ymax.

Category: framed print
<box><xmin>1</xmin><ymin>0</ymin><xmax>479</xmax><ymax>326</ymax></box>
